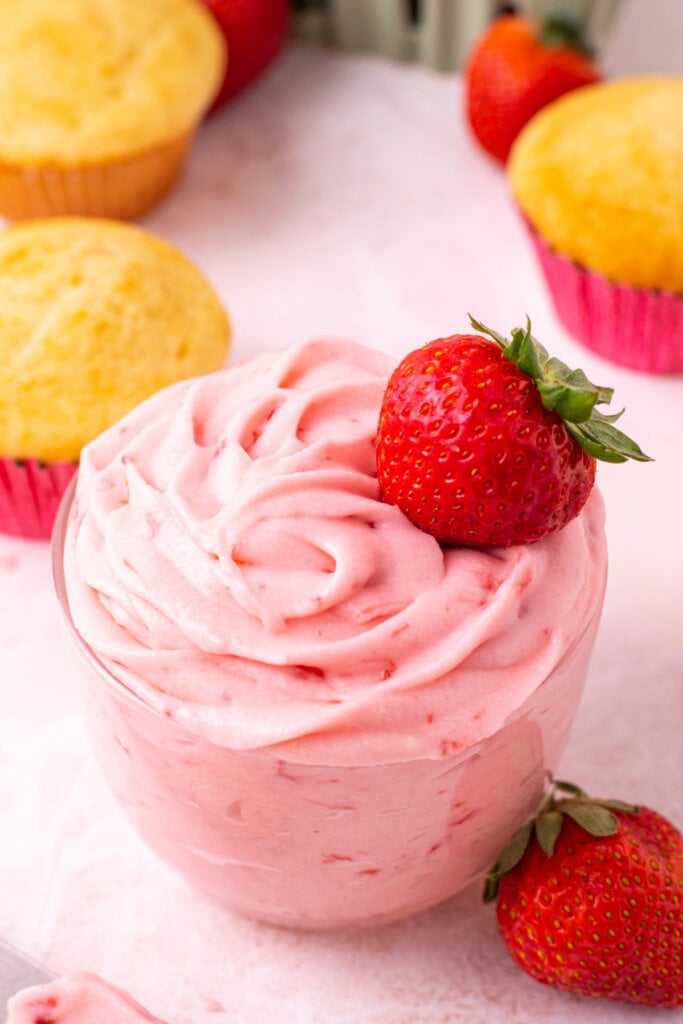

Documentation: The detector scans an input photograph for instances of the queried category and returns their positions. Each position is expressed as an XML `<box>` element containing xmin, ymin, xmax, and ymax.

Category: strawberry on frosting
<box><xmin>376</xmin><ymin>317</ymin><xmax>650</xmax><ymax>549</ymax></box>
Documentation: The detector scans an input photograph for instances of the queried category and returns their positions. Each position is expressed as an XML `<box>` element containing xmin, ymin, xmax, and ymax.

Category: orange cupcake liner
<box><xmin>0</xmin><ymin>457</ymin><xmax>77</xmax><ymax>539</ymax></box>
<box><xmin>0</xmin><ymin>131</ymin><xmax>194</xmax><ymax>222</ymax></box>
<box><xmin>525</xmin><ymin>221</ymin><xmax>683</xmax><ymax>375</ymax></box>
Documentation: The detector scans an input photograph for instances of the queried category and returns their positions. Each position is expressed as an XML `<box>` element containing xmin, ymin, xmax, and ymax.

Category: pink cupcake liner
<box><xmin>0</xmin><ymin>457</ymin><xmax>77</xmax><ymax>540</ymax></box>
<box><xmin>526</xmin><ymin>225</ymin><xmax>683</xmax><ymax>375</ymax></box>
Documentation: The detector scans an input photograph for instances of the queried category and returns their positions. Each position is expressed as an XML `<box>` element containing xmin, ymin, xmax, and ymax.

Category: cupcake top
<box><xmin>509</xmin><ymin>76</ymin><xmax>683</xmax><ymax>293</ymax></box>
<box><xmin>64</xmin><ymin>338</ymin><xmax>606</xmax><ymax>766</ymax></box>
<box><xmin>0</xmin><ymin>0</ymin><xmax>226</xmax><ymax>164</ymax></box>
<box><xmin>0</xmin><ymin>217</ymin><xmax>230</xmax><ymax>462</ymax></box>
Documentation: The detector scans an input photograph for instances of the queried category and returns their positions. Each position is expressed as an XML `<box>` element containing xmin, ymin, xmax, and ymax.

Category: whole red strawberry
<box><xmin>200</xmin><ymin>0</ymin><xmax>289</xmax><ymax>110</ymax></box>
<box><xmin>485</xmin><ymin>779</ymin><xmax>683</xmax><ymax>1008</ymax></box>
<box><xmin>376</xmin><ymin>318</ymin><xmax>649</xmax><ymax>549</ymax></box>
<box><xmin>464</xmin><ymin>13</ymin><xmax>601</xmax><ymax>163</ymax></box>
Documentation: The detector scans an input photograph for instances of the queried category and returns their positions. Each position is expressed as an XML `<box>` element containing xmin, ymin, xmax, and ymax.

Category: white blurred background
<box><xmin>293</xmin><ymin>0</ymin><xmax>683</xmax><ymax>76</ymax></box>
<box><xmin>604</xmin><ymin>0</ymin><xmax>683</xmax><ymax>74</ymax></box>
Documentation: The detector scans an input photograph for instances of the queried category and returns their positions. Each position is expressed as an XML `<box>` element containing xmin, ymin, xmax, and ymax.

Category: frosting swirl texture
<box><xmin>65</xmin><ymin>339</ymin><xmax>606</xmax><ymax>764</ymax></box>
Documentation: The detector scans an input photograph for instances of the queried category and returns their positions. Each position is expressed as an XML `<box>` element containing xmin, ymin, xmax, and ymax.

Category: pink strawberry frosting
<box><xmin>60</xmin><ymin>338</ymin><xmax>607</xmax><ymax>926</ymax></box>
<box><xmin>65</xmin><ymin>338</ymin><xmax>605</xmax><ymax>761</ymax></box>
<box><xmin>4</xmin><ymin>973</ymin><xmax>165</xmax><ymax>1024</ymax></box>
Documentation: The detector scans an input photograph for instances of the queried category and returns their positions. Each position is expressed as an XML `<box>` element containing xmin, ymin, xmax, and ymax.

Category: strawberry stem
<box><xmin>483</xmin><ymin>776</ymin><xmax>639</xmax><ymax>902</ymax></box>
<box><xmin>468</xmin><ymin>315</ymin><xmax>653</xmax><ymax>464</ymax></box>
<box><xmin>538</xmin><ymin>13</ymin><xmax>594</xmax><ymax>56</ymax></box>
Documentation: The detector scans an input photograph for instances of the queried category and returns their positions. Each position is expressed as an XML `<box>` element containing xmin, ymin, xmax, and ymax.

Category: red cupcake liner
<box><xmin>0</xmin><ymin>457</ymin><xmax>77</xmax><ymax>540</ymax></box>
<box><xmin>526</xmin><ymin>225</ymin><xmax>683</xmax><ymax>375</ymax></box>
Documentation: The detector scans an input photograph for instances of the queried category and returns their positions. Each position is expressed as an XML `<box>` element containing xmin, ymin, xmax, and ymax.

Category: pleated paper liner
<box><xmin>0</xmin><ymin>131</ymin><xmax>193</xmax><ymax>222</ymax></box>
<box><xmin>525</xmin><ymin>223</ymin><xmax>683</xmax><ymax>375</ymax></box>
<box><xmin>0</xmin><ymin>458</ymin><xmax>77</xmax><ymax>539</ymax></box>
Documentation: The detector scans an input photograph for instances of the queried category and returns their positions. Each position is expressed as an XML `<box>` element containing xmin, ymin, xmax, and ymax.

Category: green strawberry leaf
<box><xmin>538</xmin><ymin>359</ymin><xmax>614</xmax><ymax>422</ymax></box>
<box><xmin>592</xmin><ymin>408</ymin><xmax>625</xmax><ymax>426</ymax></box>
<box><xmin>483</xmin><ymin>778</ymin><xmax>640</xmax><ymax>904</ymax></box>
<box><xmin>566</xmin><ymin>414</ymin><xmax>652</xmax><ymax>463</ymax></box>
<box><xmin>563</xmin><ymin>802</ymin><xmax>618</xmax><ymax>837</ymax></box>
<box><xmin>593</xmin><ymin>798</ymin><xmax>640</xmax><ymax>813</ymax></box>
<box><xmin>539</xmin><ymin>13</ymin><xmax>594</xmax><ymax>56</ymax></box>
<box><xmin>553</xmin><ymin>779</ymin><xmax>587</xmax><ymax>798</ymax></box>
<box><xmin>496</xmin><ymin>820</ymin><xmax>534</xmax><ymax>875</ymax></box>
<box><xmin>482</xmin><ymin>874</ymin><xmax>500</xmax><ymax>904</ymax></box>
<box><xmin>468</xmin><ymin>314</ymin><xmax>653</xmax><ymax>464</ymax></box>
<box><xmin>538</xmin><ymin>379</ymin><xmax>597</xmax><ymax>422</ymax></box>
<box><xmin>564</xmin><ymin>422</ymin><xmax>625</xmax><ymax>462</ymax></box>
<box><xmin>484</xmin><ymin>819</ymin><xmax>533</xmax><ymax>903</ymax></box>
<box><xmin>507</xmin><ymin>323</ymin><xmax>549</xmax><ymax>378</ymax></box>
<box><xmin>535</xmin><ymin>811</ymin><xmax>563</xmax><ymax>857</ymax></box>
<box><xmin>468</xmin><ymin>316</ymin><xmax>509</xmax><ymax>350</ymax></box>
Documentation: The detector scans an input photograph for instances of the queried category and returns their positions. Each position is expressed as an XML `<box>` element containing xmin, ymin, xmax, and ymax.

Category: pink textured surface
<box><xmin>1</xmin><ymin>44</ymin><xmax>682</xmax><ymax>1024</ymax></box>
<box><xmin>527</xmin><ymin>226</ymin><xmax>683</xmax><ymax>375</ymax></box>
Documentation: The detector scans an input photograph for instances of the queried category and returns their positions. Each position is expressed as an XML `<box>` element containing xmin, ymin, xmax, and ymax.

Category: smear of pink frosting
<box><xmin>4</xmin><ymin>972</ymin><xmax>165</xmax><ymax>1024</ymax></box>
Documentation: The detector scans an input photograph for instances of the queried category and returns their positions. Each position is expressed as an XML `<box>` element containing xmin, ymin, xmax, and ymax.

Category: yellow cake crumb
<box><xmin>0</xmin><ymin>0</ymin><xmax>226</xmax><ymax>165</ymax></box>
<box><xmin>509</xmin><ymin>77</ymin><xmax>683</xmax><ymax>294</ymax></box>
<box><xmin>0</xmin><ymin>218</ymin><xmax>231</xmax><ymax>462</ymax></box>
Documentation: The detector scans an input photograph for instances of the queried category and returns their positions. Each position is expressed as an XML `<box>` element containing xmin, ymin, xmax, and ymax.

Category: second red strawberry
<box><xmin>464</xmin><ymin>13</ymin><xmax>601</xmax><ymax>164</ymax></box>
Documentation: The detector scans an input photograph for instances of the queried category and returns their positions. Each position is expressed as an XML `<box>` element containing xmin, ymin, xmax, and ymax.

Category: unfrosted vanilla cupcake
<box><xmin>0</xmin><ymin>0</ymin><xmax>226</xmax><ymax>221</ymax></box>
<box><xmin>0</xmin><ymin>217</ymin><xmax>231</xmax><ymax>538</ymax></box>
<box><xmin>509</xmin><ymin>76</ymin><xmax>683</xmax><ymax>374</ymax></box>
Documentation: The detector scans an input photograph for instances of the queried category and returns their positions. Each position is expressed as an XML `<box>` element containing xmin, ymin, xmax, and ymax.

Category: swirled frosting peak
<box><xmin>64</xmin><ymin>338</ymin><xmax>606</xmax><ymax>764</ymax></box>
